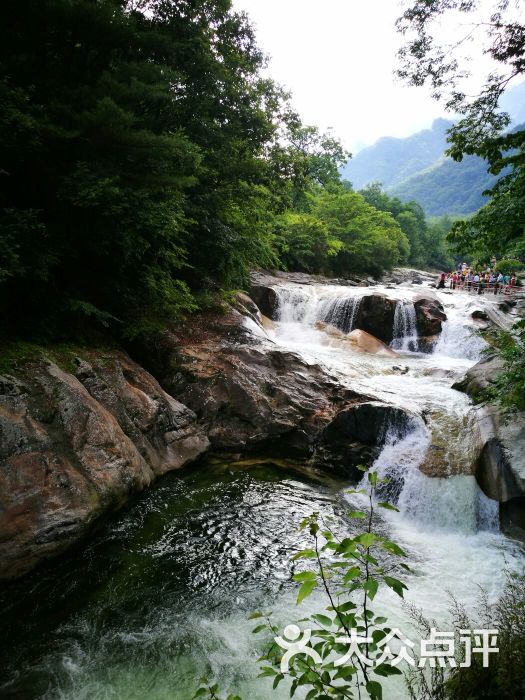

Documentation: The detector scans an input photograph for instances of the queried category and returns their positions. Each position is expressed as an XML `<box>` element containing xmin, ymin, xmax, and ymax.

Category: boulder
<box><xmin>0</xmin><ymin>353</ymin><xmax>209</xmax><ymax>580</ymax></box>
<box><xmin>413</xmin><ymin>295</ymin><xmax>447</xmax><ymax>336</ymax></box>
<box><xmin>313</xmin><ymin>402</ymin><xmax>418</xmax><ymax>477</ymax></box>
<box><xmin>249</xmin><ymin>285</ymin><xmax>279</xmax><ymax>318</ymax></box>
<box><xmin>353</xmin><ymin>293</ymin><xmax>397</xmax><ymax>344</ymax></box>
<box><xmin>346</xmin><ymin>329</ymin><xmax>398</xmax><ymax>357</ymax></box>
<box><xmin>452</xmin><ymin>354</ymin><xmax>505</xmax><ymax>399</ymax></box>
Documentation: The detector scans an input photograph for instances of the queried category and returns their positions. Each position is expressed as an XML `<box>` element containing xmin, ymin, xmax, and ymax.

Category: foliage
<box><xmin>495</xmin><ymin>259</ymin><xmax>523</xmax><ymax>276</ymax></box>
<box><xmin>405</xmin><ymin>571</ymin><xmax>525</xmax><ymax>700</ymax></box>
<box><xmin>0</xmin><ymin>0</ymin><xmax>342</xmax><ymax>339</ymax></box>
<box><xmin>359</xmin><ymin>184</ymin><xmax>455</xmax><ymax>269</ymax></box>
<box><xmin>274</xmin><ymin>212</ymin><xmax>342</xmax><ymax>274</ymax></box>
<box><xmin>483</xmin><ymin>320</ymin><xmax>525</xmax><ymax>413</ymax></box>
<box><xmin>309</xmin><ymin>191</ymin><xmax>410</xmax><ymax>277</ymax></box>
<box><xmin>195</xmin><ymin>467</ymin><xmax>410</xmax><ymax>699</ymax></box>
<box><xmin>396</xmin><ymin>0</ymin><xmax>525</xmax><ymax>261</ymax></box>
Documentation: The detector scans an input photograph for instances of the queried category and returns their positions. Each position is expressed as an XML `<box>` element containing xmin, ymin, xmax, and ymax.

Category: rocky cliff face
<box><xmin>0</xmin><ymin>352</ymin><xmax>209</xmax><ymax>579</ymax></box>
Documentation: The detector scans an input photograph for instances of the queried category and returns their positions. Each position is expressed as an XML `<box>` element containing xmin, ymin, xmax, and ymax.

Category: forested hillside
<box><xmin>341</xmin><ymin>81</ymin><xmax>525</xmax><ymax>217</ymax></box>
<box><xmin>389</xmin><ymin>154</ymin><xmax>496</xmax><ymax>215</ymax></box>
<box><xmin>0</xmin><ymin>0</ymin><xmax>450</xmax><ymax>344</ymax></box>
<box><xmin>341</xmin><ymin>118</ymin><xmax>452</xmax><ymax>190</ymax></box>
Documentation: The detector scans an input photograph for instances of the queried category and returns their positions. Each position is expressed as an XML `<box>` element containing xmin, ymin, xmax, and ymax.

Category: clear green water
<box><xmin>0</xmin><ymin>458</ymin><xmax>357</xmax><ymax>700</ymax></box>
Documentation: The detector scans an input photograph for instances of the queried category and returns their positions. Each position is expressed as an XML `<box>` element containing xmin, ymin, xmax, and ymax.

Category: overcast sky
<box><xmin>231</xmin><ymin>0</ymin><xmax>502</xmax><ymax>154</ymax></box>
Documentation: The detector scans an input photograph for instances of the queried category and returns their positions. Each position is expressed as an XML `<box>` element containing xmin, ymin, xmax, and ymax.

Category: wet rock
<box><xmin>249</xmin><ymin>285</ymin><xmax>279</xmax><ymax>318</ymax></box>
<box><xmin>452</xmin><ymin>354</ymin><xmax>504</xmax><ymax>398</ymax></box>
<box><xmin>346</xmin><ymin>329</ymin><xmax>398</xmax><ymax>357</ymax></box>
<box><xmin>353</xmin><ymin>293</ymin><xmax>397</xmax><ymax>344</ymax></box>
<box><xmin>0</xmin><ymin>354</ymin><xmax>209</xmax><ymax>580</ymax></box>
<box><xmin>313</xmin><ymin>402</ymin><xmax>417</xmax><ymax>477</ymax></box>
<box><xmin>413</xmin><ymin>295</ymin><xmax>447</xmax><ymax>337</ymax></box>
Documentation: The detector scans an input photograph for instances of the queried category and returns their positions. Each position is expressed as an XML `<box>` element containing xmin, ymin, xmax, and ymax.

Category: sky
<box><xmin>231</xmin><ymin>0</ymin><xmax>506</xmax><ymax>154</ymax></box>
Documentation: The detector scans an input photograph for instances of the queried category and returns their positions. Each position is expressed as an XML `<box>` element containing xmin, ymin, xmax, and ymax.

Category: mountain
<box><xmin>341</xmin><ymin>118</ymin><xmax>452</xmax><ymax>190</ymax></box>
<box><xmin>341</xmin><ymin>80</ymin><xmax>525</xmax><ymax>216</ymax></box>
<box><xmin>389</xmin><ymin>154</ymin><xmax>496</xmax><ymax>216</ymax></box>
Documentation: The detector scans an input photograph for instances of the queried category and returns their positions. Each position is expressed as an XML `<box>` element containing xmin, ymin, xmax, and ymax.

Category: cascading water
<box><xmin>369</xmin><ymin>420</ymin><xmax>499</xmax><ymax>534</ymax></box>
<box><xmin>391</xmin><ymin>300</ymin><xmax>419</xmax><ymax>352</ymax></box>
<box><xmin>273</xmin><ymin>284</ymin><xmax>364</xmax><ymax>333</ymax></box>
<box><xmin>317</xmin><ymin>295</ymin><xmax>362</xmax><ymax>333</ymax></box>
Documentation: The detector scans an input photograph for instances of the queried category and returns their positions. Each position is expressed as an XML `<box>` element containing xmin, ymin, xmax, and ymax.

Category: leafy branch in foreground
<box><xmin>250</xmin><ymin>467</ymin><xmax>409</xmax><ymax>700</ymax></box>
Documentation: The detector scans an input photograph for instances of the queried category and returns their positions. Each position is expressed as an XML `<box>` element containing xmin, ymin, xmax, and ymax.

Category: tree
<box><xmin>0</xmin><ymin>0</ymin><xmax>305</xmax><ymax>337</ymax></box>
<box><xmin>311</xmin><ymin>191</ymin><xmax>410</xmax><ymax>277</ymax></box>
<box><xmin>396</xmin><ymin>0</ymin><xmax>525</xmax><ymax>260</ymax></box>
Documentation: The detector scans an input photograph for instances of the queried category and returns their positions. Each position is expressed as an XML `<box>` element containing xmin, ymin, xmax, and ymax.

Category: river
<box><xmin>1</xmin><ymin>281</ymin><xmax>523</xmax><ymax>699</ymax></box>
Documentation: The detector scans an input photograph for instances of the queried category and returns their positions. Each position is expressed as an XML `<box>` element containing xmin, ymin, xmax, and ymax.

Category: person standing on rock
<box><xmin>437</xmin><ymin>272</ymin><xmax>446</xmax><ymax>289</ymax></box>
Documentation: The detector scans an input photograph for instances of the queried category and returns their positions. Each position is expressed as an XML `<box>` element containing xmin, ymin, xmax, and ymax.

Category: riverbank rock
<box><xmin>353</xmin><ymin>294</ymin><xmax>397</xmax><ymax>344</ymax></box>
<box><xmin>452</xmin><ymin>354</ymin><xmax>504</xmax><ymax>398</ymax></box>
<box><xmin>145</xmin><ymin>308</ymin><xmax>372</xmax><ymax>462</ymax></box>
<box><xmin>0</xmin><ymin>352</ymin><xmax>209</xmax><ymax>580</ymax></box>
<box><xmin>453</xmin><ymin>355</ymin><xmax>525</xmax><ymax>539</ymax></box>
<box><xmin>313</xmin><ymin>402</ymin><xmax>418</xmax><ymax>476</ymax></box>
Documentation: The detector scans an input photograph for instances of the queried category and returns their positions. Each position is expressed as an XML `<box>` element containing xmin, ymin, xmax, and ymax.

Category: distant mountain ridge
<box><xmin>341</xmin><ymin>80</ymin><xmax>525</xmax><ymax>216</ymax></box>
<box><xmin>341</xmin><ymin>118</ymin><xmax>453</xmax><ymax>191</ymax></box>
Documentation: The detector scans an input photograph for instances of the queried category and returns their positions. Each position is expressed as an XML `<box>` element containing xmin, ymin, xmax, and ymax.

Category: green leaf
<box><xmin>358</xmin><ymin>532</ymin><xmax>377</xmax><ymax>549</ymax></box>
<box><xmin>366</xmin><ymin>679</ymin><xmax>383</xmax><ymax>699</ymax></box>
<box><xmin>368</xmin><ymin>471</ymin><xmax>378</xmax><ymax>487</ymax></box>
<box><xmin>343</xmin><ymin>566</ymin><xmax>361</xmax><ymax>583</ymax></box>
<box><xmin>363</xmin><ymin>577</ymin><xmax>379</xmax><ymax>600</ymax></box>
<box><xmin>312</xmin><ymin>613</ymin><xmax>333</xmax><ymax>627</ymax></box>
<box><xmin>348</xmin><ymin>510</ymin><xmax>367</xmax><ymax>519</ymax></box>
<box><xmin>297</xmin><ymin>579</ymin><xmax>317</xmax><ymax>603</ymax></box>
<box><xmin>252</xmin><ymin>624</ymin><xmax>266</xmax><ymax>634</ymax></box>
<box><xmin>377</xmin><ymin>502</ymin><xmax>399</xmax><ymax>512</ymax></box>
<box><xmin>258</xmin><ymin>666</ymin><xmax>278</xmax><ymax>677</ymax></box>
<box><xmin>383</xmin><ymin>576</ymin><xmax>408</xmax><ymax>598</ymax></box>
<box><xmin>293</xmin><ymin>571</ymin><xmax>317</xmax><ymax>582</ymax></box>
<box><xmin>192</xmin><ymin>689</ymin><xmax>208</xmax><ymax>698</ymax></box>
<box><xmin>291</xmin><ymin>549</ymin><xmax>316</xmax><ymax>560</ymax></box>
<box><xmin>374</xmin><ymin>663</ymin><xmax>403</xmax><ymax>677</ymax></box>
<box><xmin>381</xmin><ymin>540</ymin><xmax>407</xmax><ymax>556</ymax></box>
<box><xmin>247</xmin><ymin>611</ymin><xmax>263</xmax><ymax>620</ymax></box>
<box><xmin>273</xmin><ymin>673</ymin><xmax>284</xmax><ymax>689</ymax></box>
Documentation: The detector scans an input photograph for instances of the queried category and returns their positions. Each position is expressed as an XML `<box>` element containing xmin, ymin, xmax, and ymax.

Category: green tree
<box><xmin>311</xmin><ymin>191</ymin><xmax>410</xmax><ymax>277</ymax></box>
<box><xmin>396</xmin><ymin>0</ymin><xmax>525</xmax><ymax>261</ymax></box>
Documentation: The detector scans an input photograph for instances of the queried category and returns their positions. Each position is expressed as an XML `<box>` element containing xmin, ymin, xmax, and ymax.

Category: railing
<box><xmin>444</xmin><ymin>280</ymin><xmax>520</xmax><ymax>296</ymax></box>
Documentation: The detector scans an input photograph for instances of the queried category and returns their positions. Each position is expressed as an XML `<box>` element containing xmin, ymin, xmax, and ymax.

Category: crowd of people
<box><xmin>436</xmin><ymin>262</ymin><xmax>519</xmax><ymax>295</ymax></box>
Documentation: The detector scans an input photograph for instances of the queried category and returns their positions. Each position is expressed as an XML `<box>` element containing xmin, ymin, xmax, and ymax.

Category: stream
<box><xmin>1</xmin><ymin>281</ymin><xmax>524</xmax><ymax>699</ymax></box>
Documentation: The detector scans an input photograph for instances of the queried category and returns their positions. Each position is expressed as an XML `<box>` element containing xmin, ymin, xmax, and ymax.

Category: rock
<box><xmin>413</xmin><ymin>295</ymin><xmax>447</xmax><ymax>337</ymax></box>
<box><xmin>0</xmin><ymin>353</ymin><xmax>209</xmax><ymax>580</ymax></box>
<box><xmin>452</xmin><ymin>354</ymin><xmax>505</xmax><ymax>398</ymax></box>
<box><xmin>353</xmin><ymin>293</ymin><xmax>397</xmax><ymax>344</ymax></box>
<box><xmin>392</xmin><ymin>365</ymin><xmax>409</xmax><ymax>374</ymax></box>
<box><xmin>417</xmin><ymin>334</ymin><xmax>441</xmax><ymax>353</ymax></box>
<box><xmin>248</xmin><ymin>285</ymin><xmax>279</xmax><ymax>318</ymax></box>
<box><xmin>346</xmin><ymin>329</ymin><xmax>398</xmax><ymax>357</ymax></box>
<box><xmin>453</xmin><ymin>371</ymin><xmax>525</xmax><ymax>539</ymax></box>
<box><xmin>313</xmin><ymin>402</ymin><xmax>418</xmax><ymax>477</ymax></box>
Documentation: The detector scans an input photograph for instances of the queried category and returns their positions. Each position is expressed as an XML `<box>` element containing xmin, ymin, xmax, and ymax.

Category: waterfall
<box><xmin>317</xmin><ymin>296</ymin><xmax>362</xmax><ymax>333</ymax></box>
<box><xmin>433</xmin><ymin>319</ymin><xmax>487</xmax><ymax>360</ymax></box>
<box><xmin>391</xmin><ymin>300</ymin><xmax>419</xmax><ymax>352</ymax></box>
<box><xmin>369</xmin><ymin>421</ymin><xmax>499</xmax><ymax>534</ymax></box>
<box><xmin>274</xmin><ymin>286</ymin><xmax>363</xmax><ymax>333</ymax></box>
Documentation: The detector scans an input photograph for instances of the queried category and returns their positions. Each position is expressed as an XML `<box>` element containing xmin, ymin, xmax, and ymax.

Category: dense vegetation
<box><xmin>0</xmin><ymin>0</ymin><xmax>458</xmax><ymax>344</ymax></box>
